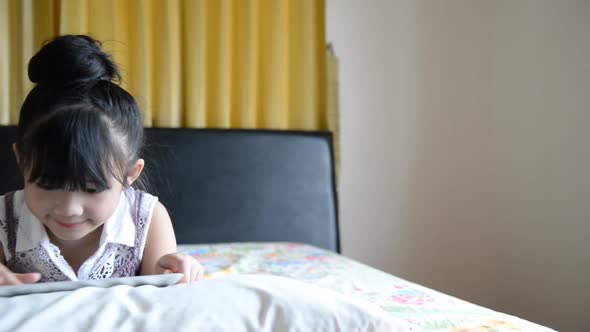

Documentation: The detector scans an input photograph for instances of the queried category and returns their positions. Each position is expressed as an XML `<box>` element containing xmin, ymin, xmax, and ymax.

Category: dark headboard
<box><xmin>0</xmin><ymin>126</ymin><xmax>340</xmax><ymax>252</ymax></box>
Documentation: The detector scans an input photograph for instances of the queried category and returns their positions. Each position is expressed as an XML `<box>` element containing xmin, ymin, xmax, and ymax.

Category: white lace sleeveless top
<box><xmin>0</xmin><ymin>188</ymin><xmax>158</xmax><ymax>282</ymax></box>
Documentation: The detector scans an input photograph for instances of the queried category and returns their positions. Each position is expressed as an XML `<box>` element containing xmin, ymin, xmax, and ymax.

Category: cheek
<box><xmin>23</xmin><ymin>185</ymin><xmax>52</xmax><ymax>216</ymax></box>
<box><xmin>87</xmin><ymin>192</ymin><xmax>122</xmax><ymax>222</ymax></box>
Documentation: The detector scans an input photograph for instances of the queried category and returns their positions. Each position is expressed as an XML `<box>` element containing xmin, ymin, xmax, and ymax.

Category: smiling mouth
<box><xmin>55</xmin><ymin>220</ymin><xmax>85</xmax><ymax>229</ymax></box>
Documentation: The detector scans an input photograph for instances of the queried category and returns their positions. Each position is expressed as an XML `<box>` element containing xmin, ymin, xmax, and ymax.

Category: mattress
<box><xmin>180</xmin><ymin>242</ymin><xmax>555</xmax><ymax>332</ymax></box>
<box><xmin>0</xmin><ymin>242</ymin><xmax>555</xmax><ymax>332</ymax></box>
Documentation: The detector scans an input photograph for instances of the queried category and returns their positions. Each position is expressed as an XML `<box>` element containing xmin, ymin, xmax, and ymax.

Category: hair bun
<box><xmin>28</xmin><ymin>35</ymin><xmax>120</xmax><ymax>85</ymax></box>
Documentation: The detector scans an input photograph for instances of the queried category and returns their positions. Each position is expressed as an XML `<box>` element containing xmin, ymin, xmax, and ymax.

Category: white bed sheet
<box><xmin>0</xmin><ymin>274</ymin><xmax>411</xmax><ymax>332</ymax></box>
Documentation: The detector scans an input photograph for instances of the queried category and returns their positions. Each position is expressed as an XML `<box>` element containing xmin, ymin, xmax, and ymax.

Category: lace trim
<box><xmin>7</xmin><ymin>247</ymin><xmax>69</xmax><ymax>282</ymax></box>
<box><xmin>110</xmin><ymin>190</ymin><xmax>153</xmax><ymax>277</ymax></box>
<box><xmin>0</xmin><ymin>218</ymin><xmax>9</xmax><ymax>260</ymax></box>
<box><xmin>4</xmin><ymin>192</ymin><xmax>17</xmax><ymax>259</ymax></box>
<box><xmin>87</xmin><ymin>243</ymin><xmax>136</xmax><ymax>279</ymax></box>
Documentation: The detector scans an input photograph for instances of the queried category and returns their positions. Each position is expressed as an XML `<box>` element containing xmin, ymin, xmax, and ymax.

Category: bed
<box><xmin>0</xmin><ymin>126</ymin><xmax>555</xmax><ymax>331</ymax></box>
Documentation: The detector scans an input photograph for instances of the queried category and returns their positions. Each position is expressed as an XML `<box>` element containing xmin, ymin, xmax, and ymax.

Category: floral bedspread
<box><xmin>178</xmin><ymin>242</ymin><xmax>555</xmax><ymax>332</ymax></box>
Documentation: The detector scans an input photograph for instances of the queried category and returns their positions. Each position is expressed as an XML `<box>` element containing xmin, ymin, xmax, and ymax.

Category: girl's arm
<box><xmin>140</xmin><ymin>202</ymin><xmax>203</xmax><ymax>283</ymax></box>
<box><xmin>140</xmin><ymin>201</ymin><xmax>177</xmax><ymax>273</ymax></box>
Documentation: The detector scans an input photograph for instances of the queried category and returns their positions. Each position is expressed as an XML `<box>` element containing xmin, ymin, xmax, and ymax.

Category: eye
<box><xmin>35</xmin><ymin>182</ymin><xmax>58</xmax><ymax>191</ymax></box>
<box><xmin>84</xmin><ymin>183</ymin><xmax>106</xmax><ymax>194</ymax></box>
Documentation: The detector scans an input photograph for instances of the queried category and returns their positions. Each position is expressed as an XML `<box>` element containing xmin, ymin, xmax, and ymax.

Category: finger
<box><xmin>158</xmin><ymin>254</ymin><xmax>189</xmax><ymax>283</ymax></box>
<box><xmin>183</xmin><ymin>257</ymin><xmax>203</xmax><ymax>282</ymax></box>
<box><xmin>0</xmin><ymin>273</ymin><xmax>23</xmax><ymax>285</ymax></box>
<box><xmin>162</xmin><ymin>269</ymin><xmax>173</xmax><ymax>274</ymax></box>
<box><xmin>191</xmin><ymin>267</ymin><xmax>198</xmax><ymax>282</ymax></box>
<box><xmin>178</xmin><ymin>258</ymin><xmax>191</xmax><ymax>284</ymax></box>
<box><xmin>192</xmin><ymin>267</ymin><xmax>203</xmax><ymax>282</ymax></box>
<box><xmin>192</xmin><ymin>263</ymin><xmax>204</xmax><ymax>282</ymax></box>
<box><xmin>15</xmin><ymin>273</ymin><xmax>42</xmax><ymax>284</ymax></box>
<box><xmin>157</xmin><ymin>254</ymin><xmax>184</xmax><ymax>272</ymax></box>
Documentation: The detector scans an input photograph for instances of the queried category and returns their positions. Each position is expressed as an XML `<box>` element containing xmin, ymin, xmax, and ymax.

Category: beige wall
<box><xmin>327</xmin><ymin>1</ymin><xmax>590</xmax><ymax>331</ymax></box>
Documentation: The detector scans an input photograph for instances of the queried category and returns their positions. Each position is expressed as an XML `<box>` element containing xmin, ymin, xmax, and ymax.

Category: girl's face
<box><xmin>23</xmin><ymin>177</ymin><xmax>125</xmax><ymax>242</ymax></box>
<box><xmin>19</xmin><ymin>158</ymin><xmax>145</xmax><ymax>243</ymax></box>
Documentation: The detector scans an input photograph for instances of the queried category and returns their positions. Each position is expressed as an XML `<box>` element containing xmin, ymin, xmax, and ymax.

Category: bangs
<box><xmin>20</xmin><ymin>106</ymin><xmax>128</xmax><ymax>192</ymax></box>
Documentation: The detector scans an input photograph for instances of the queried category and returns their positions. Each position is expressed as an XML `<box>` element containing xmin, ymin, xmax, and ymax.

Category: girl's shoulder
<box><xmin>0</xmin><ymin>190</ymin><xmax>24</xmax><ymax>250</ymax></box>
<box><xmin>0</xmin><ymin>190</ymin><xmax>25</xmax><ymax>220</ymax></box>
<box><xmin>124</xmin><ymin>187</ymin><xmax>158</xmax><ymax>204</ymax></box>
<box><xmin>124</xmin><ymin>187</ymin><xmax>159</xmax><ymax>221</ymax></box>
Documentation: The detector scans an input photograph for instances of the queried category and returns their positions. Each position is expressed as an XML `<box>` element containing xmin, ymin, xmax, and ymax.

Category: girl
<box><xmin>0</xmin><ymin>35</ymin><xmax>203</xmax><ymax>285</ymax></box>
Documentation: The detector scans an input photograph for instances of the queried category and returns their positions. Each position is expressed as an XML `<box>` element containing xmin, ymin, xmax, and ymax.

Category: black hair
<box><xmin>16</xmin><ymin>35</ymin><xmax>145</xmax><ymax>192</ymax></box>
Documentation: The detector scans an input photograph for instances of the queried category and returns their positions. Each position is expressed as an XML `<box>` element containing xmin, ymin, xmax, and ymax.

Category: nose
<box><xmin>52</xmin><ymin>192</ymin><xmax>84</xmax><ymax>217</ymax></box>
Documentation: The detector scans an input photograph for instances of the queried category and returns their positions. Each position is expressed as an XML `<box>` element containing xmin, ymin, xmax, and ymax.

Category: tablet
<box><xmin>0</xmin><ymin>273</ymin><xmax>184</xmax><ymax>297</ymax></box>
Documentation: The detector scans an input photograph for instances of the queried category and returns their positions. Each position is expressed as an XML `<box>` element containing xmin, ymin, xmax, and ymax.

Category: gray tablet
<box><xmin>0</xmin><ymin>273</ymin><xmax>184</xmax><ymax>297</ymax></box>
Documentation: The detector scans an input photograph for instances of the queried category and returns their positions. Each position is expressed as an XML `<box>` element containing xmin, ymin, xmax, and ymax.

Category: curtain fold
<box><xmin>326</xmin><ymin>43</ymin><xmax>339</xmax><ymax>179</ymax></box>
<box><xmin>0</xmin><ymin>0</ymin><xmax>11</xmax><ymax>124</ymax></box>
<box><xmin>1</xmin><ymin>0</ymin><xmax>333</xmax><ymax>133</ymax></box>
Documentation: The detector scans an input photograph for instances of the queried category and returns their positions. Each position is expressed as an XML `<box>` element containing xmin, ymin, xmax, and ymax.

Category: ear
<box><xmin>127</xmin><ymin>158</ymin><xmax>145</xmax><ymax>186</ymax></box>
<box><xmin>12</xmin><ymin>143</ymin><xmax>20</xmax><ymax>165</ymax></box>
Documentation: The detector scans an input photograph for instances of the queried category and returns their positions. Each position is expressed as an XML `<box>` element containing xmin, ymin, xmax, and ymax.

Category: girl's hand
<box><xmin>0</xmin><ymin>264</ymin><xmax>41</xmax><ymax>285</ymax></box>
<box><xmin>155</xmin><ymin>253</ymin><xmax>204</xmax><ymax>284</ymax></box>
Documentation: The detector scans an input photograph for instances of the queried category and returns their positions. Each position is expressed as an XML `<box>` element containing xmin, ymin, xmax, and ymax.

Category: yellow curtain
<box><xmin>0</xmin><ymin>0</ymin><xmax>331</xmax><ymax>132</ymax></box>
<box><xmin>326</xmin><ymin>43</ymin><xmax>339</xmax><ymax>180</ymax></box>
